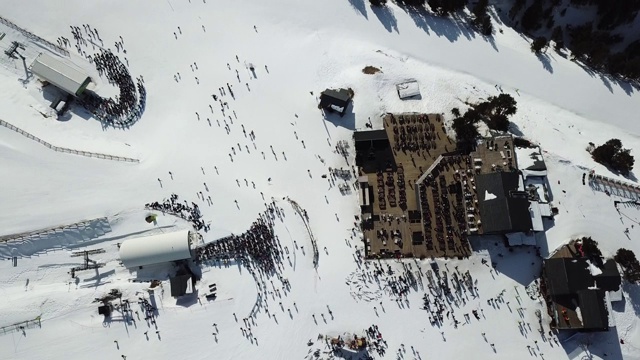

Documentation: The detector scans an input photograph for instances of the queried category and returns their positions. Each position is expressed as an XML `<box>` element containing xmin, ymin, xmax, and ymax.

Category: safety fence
<box><xmin>0</xmin><ymin>16</ymin><xmax>69</xmax><ymax>56</ymax></box>
<box><xmin>0</xmin><ymin>119</ymin><xmax>140</xmax><ymax>163</ymax></box>
<box><xmin>0</xmin><ymin>217</ymin><xmax>109</xmax><ymax>244</ymax></box>
<box><xmin>287</xmin><ymin>198</ymin><xmax>320</xmax><ymax>268</ymax></box>
<box><xmin>0</xmin><ymin>315</ymin><xmax>41</xmax><ymax>336</ymax></box>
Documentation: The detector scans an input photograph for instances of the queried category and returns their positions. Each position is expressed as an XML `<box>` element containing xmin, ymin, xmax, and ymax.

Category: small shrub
<box><xmin>362</xmin><ymin>66</ymin><xmax>381</xmax><ymax>74</ymax></box>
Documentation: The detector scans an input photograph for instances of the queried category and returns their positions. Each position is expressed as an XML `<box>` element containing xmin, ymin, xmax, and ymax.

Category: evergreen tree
<box><xmin>472</xmin><ymin>0</ymin><xmax>488</xmax><ymax>18</ymax></box>
<box><xmin>592</xmin><ymin>139</ymin><xmax>634</xmax><ymax>175</ymax></box>
<box><xmin>615</xmin><ymin>248</ymin><xmax>640</xmax><ymax>282</ymax></box>
<box><xmin>581</xmin><ymin>237</ymin><xmax>603</xmax><ymax>259</ymax></box>
<box><xmin>521</xmin><ymin>1</ymin><xmax>543</xmax><ymax>31</ymax></box>
<box><xmin>490</xmin><ymin>93</ymin><xmax>517</xmax><ymax>116</ymax></box>
<box><xmin>452</xmin><ymin>113</ymin><xmax>480</xmax><ymax>152</ymax></box>
<box><xmin>531</xmin><ymin>36</ymin><xmax>548</xmax><ymax>53</ymax></box>
<box><xmin>369</xmin><ymin>0</ymin><xmax>387</xmax><ymax>6</ymax></box>
<box><xmin>487</xmin><ymin>114</ymin><xmax>510</xmax><ymax>132</ymax></box>
<box><xmin>509</xmin><ymin>0</ymin><xmax>526</xmax><ymax>20</ymax></box>
<box><xmin>551</xmin><ymin>26</ymin><xmax>564</xmax><ymax>50</ymax></box>
<box><xmin>611</xmin><ymin>149</ymin><xmax>635</xmax><ymax>175</ymax></box>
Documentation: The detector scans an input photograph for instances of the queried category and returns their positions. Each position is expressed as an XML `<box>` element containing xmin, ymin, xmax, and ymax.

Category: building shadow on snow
<box><xmin>560</xmin><ymin>328</ymin><xmax>623</xmax><ymax>360</ymax></box>
<box><xmin>348</xmin><ymin>0</ymin><xmax>368</xmax><ymax>19</ymax></box>
<box><xmin>322</xmin><ymin>102</ymin><xmax>356</xmax><ymax>131</ymax></box>
<box><xmin>176</xmin><ymin>289</ymin><xmax>199</xmax><ymax>308</ymax></box>
<box><xmin>615</xmin><ymin>282</ymin><xmax>640</xmax><ymax>317</ymax></box>
<box><xmin>201</xmin><ymin>257</ymin><xmax>247</xmax><ymax>275</ymax></box>
<box><xmin>332</xmin><ymin>347</ymin><xmax>373</xmax><ymax>360</ymax></box>
<box><xmin>469</xmin><ymin>235</ymin><xmax>543</xmax><ymax>286</ymax></box>
<box><xmin>68</xmin><ymin>102</ymin><xmax>96</xmax><ymax>121</ymax></box>
<box><xmin>535</xmin><ymin>218</ymin><xmax>555</xmax><ymax>258</ymax></box>
<box><xmin>371</xmin><ymin>4</ymin><xmax>399</xmax><ymax>33</ymax></box>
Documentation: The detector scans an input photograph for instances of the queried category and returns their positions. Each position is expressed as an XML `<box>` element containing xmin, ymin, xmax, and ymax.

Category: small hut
<box><xmin>319</xmin><ymin>88</ymin><xmax>352</xmax><ymax>116</ymax></box>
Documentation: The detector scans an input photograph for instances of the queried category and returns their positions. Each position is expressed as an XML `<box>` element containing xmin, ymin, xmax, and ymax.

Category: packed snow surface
<box><xmin>0</xmin><ymin>0</ymin><xmax>640</xmax><ymax>359</ymax></box>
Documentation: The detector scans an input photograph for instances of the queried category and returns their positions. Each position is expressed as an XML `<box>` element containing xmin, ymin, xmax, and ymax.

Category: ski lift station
<box><xmin>119</xmin><ymin>230</ymin><xmax>195</xmax><ymax>269</ymax></box>
<box><xmin>30</xmin><ymin>52</ymin><xmax>91</xmax><ymax>96</ymax></box>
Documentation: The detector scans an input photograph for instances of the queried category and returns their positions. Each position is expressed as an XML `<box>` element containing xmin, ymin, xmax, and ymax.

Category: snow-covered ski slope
<box><xmin>0</xmin><ymin>0</ymin><xmax>639</xmax><ymax>359</ymax></box>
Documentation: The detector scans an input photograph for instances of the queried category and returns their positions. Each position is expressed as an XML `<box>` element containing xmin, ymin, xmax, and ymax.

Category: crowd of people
<box><xmin>195</xmin><ymin>217</ymin><xmax>282</xmax><ymax>276</ymax></box>
<box><xmin>417</xmin><ymin>154</ymin><xmax>471</xmax><ymax>256</ymax></box>
<box><xmin>84</xmin><ymin>49</ymin><xmax>146</xmax><ymax>128</ymax></box>
<box><xmin>419</xmin><ymin>264</ymin><xmax>482</xmax><ymax>330</ymax></box>
<box><xmin>390</xmin><ymin>114</ymin><xmax>440</xmax><ymax>153</ymax></box>
<box><xmin>145</xmin><ymin>194</ymin><xmax>210</xmax><ymax>232</ymax></box>
<box><xmin>59</xmin><ymin>24</ymin><xmax>146</xmax><ymax>128</ymax></box>
<box><xmin>364</xmin><ymin>325</ymin><xmax>387</xmax><ymax>358</ymax></box>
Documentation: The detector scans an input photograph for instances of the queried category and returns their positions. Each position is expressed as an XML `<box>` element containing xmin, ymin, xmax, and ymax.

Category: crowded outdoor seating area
<box><xmin>359</xmin><ymin>113</ymin><xmax>473</xmax><ymax>259</ymax></box>
<box><xmin>416</xmin><ymin>155</ymin><xmax>478</xmax><ymax>257</ymax></box>
<box><xmin>354</xmin><ymin>113</ymin><xmax>522</xmax><ymax>259</ymax></box>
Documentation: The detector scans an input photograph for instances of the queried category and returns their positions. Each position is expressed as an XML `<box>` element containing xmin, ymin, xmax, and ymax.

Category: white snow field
<box><xmin>0</xmin><ymin>0</ymin><xmax>640</xmax><ymax>359</ymax></box>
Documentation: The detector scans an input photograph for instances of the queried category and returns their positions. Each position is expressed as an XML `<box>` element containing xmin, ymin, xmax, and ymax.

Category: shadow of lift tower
<box><xmin>70</xmin><ymin>249</ymin><xmax>106</xmax><ymax>278</ymax></box>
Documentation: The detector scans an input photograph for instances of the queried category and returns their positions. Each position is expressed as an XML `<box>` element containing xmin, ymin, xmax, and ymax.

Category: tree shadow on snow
<box><xmin>371</xmin><ymin>4</ymin><xmax>399</xmax><ymax>33</ymax></box>
<box><xmin>595</xmin><ymin>162</ymin><xmax>638</xmax><ymax>183</ymax></box>
<box><xmin>574</xmin><ymin>60</ymin><xmax>637</xmax><ymax>97</ymax></box>
<box><xmin>491</xmin><ymin>4</ymin><xmax>637</xmax><ymax>96</ymax></box>
<box><xmin>348</xmin><ymin>0</ymin><xmax>368</xmax><ymax>19</ymax></box>
<box><xmin>508</xmin><ymin>122</ymin><xmax>524</xmax><ymax>137</ymax></box>
<box><xmin>536</xmin><ymin>53</ymin><xmax>554</xmax><ymax>74</ymax></box>
<box><xmin>397</xmin><ymin>5</ymin><xmax>475</xmax><ymax>44</ymax></box>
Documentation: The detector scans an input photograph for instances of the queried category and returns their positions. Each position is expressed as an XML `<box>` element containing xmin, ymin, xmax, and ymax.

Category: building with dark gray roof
<box><xmin>594</xmin><ymin>259</ymin><xmax>623</xmax><ymax>291</ymax></box>
<box><xmin>475</xmin><ymin>172</ymin><xmax>533</xmax><ymax>234</ymax></box>
<box><xmin>354</xmin><ymin>129</ymin><xmax>396</xmax><ymax>173</ymax></box>
<box><xmin>319</xmin><ymin>88</ymin><xmax>351</xmax><ymax>116</ymax></box>
<box><xmin>577</xmin><ymin>290</ymin><xmax>608</xmax><ymax>331</ymax></box>
<box><xmin>544</xmin><ymin>258</ymin><xmax>594</xmax><ymax>296</ymax></box>
<box><xmin>543</xmin><ymin>257</ymin><xmax>621</xmax><ymax>332</ymax></box>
